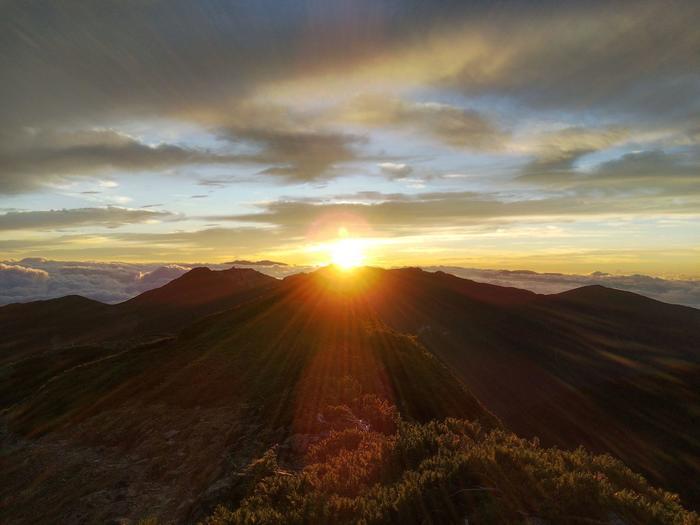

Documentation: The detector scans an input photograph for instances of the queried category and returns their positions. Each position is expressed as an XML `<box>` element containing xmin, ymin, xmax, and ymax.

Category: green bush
<box><xmin>203</xmin><ymin>413</ymin><xmax>698</xmax><ymax>525</ymax></box>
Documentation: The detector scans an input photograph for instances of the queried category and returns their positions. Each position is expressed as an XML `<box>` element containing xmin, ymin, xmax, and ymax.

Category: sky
<box><xmin>1</xmin><ymin>0</ymin><xmax>699</xmax><ymax>277</ymax></box>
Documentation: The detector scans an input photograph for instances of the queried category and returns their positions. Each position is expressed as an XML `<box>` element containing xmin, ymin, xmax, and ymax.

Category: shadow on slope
<box><xmin>1</xmin><ymin>267</ymin><xmax>497</xmax><ymax>524</ymax></box>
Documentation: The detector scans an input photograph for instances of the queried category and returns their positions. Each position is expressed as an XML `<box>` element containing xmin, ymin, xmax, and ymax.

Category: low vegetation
<box><xmin>203</xmin><ymin>389</ymin><xmax>698</xmax><ymax>525</ymax></box>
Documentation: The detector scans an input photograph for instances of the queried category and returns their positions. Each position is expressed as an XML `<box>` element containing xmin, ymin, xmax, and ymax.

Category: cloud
<box><xmin>443</xmin><ymin>5</ymin><xmax>700</xmax><ymax>116</ymax></box>
<box><xmin>222</xmin><ymin>127</ymin><xmax>365</xmax><ymax>182</ymax></box>
<box><xmin>342</xmin><ymin>95</ymin><xmax>506</xmax><ymax>150</ymax></box>
<box><xmin>110</xmin><ymin>226</ymin><xmax>296</xmax><ymax>253</ymax></box>
<box><xmin>0</xmin><ymin>111</ymin><xmax>369</xmax><ymax>192</ymax></box>
<box><xmin>378</xmin><ymin>162</ymin><xmax>413</xmax><ymax>178</ymax></box>
<box><xmin>235</xmin><ymin>3</ymin><xmax>700</xmax><ymax>124</ymax></box>
<box><xmin>0</xmin><ymin>207</ymin><xmax>175</xmax><ymax>231</ymax></box>
<box><xmin>0</xmin><ymin>259</ymin><xmax>214</xmax><ymax>304</ymax></box>
<box><xmin>0</xmin><ymin>258</ymin><xmax>309</xmax><ymax>305</ymax></box>
<box><xmin>0</xmin><ymin>263</ymin><xmax>49</xmax><ymax>301</ymax></box>
<box><xmin>0</xmin><ymin>129</ymin><xmax>246</xmax><ymax>194</ymax></box>
<box><xmin>215</xmin><ymin>189</ymin><xmax>700</xmax><ymax>236</ymax></box>
<box><xmin>520</xmin><ymin>127</ymin><xmax>630</xmax><ymax>182</ymax></box>
<box><xmin>0</xmin><ymin>262</ymin><xmax>51</xmax><ymax>304</ymax></box>
<box><xmin>135</xmin><ymin>264</ymin><xmax>191</xmax><ymax>290</ymax></box>
<box><xmin>592</xmin><ymin>149</ymin><xmax>700</xmax><ymax>183</ymax></box>
<box><xmin>520</xmin><ymin>138</ymin><xmax>700</xmax><ymax>196</ymax></box>
<box><xmin>2</xmin><ymin>1</ymin><xmax>697</xmax><ymax>194</ymax></box>
<box><xmin>3</xmin><ymin>2</ymin><xmax>699</xmax><ymax>131</ymax></box>
<box><xmin>0</xmin><ymin>0</ymin><xmax>698</xmax><ymax>272</ymax></box>
<box><xmin>199</xmin><ymin>102</ymin><xmax>370</xmax><ymax>182</ymax></box>
<box><xmin>0</xmin><ymin>1</ymin><xmax>457</xmax><ymax>129</ymax></box>
<box><xmin>0</xmin><ymin>224</ymin><xmax>305</xmax><ymax>262</ymax></box>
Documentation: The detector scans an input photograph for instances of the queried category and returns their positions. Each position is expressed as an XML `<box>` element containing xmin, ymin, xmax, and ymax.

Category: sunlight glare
<box><xmin>330</xmin><ymin>238</ymin><xmax>365</xmax><ymax>270</ymax></box>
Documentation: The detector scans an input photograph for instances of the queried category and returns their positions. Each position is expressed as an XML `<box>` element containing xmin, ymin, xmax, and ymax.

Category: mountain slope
<box><xmin>1</xmin><ymin>268</ymin><xmax>499</xmax><ymax>523</ymax></box>
<box><xmin>0</xmin><ymin>266</ymin><xmax>280</xmax><ymax>357</ymax></box>
<box><xmin>118</xmin><ymin>266</ymin><xmax>280</xmax><ymax>335</ymax></box>
<box><xmin>126</xmin><ymin>267</ymin><xmax>277</xmax><ymax>308</ymax></box>
<box><xmin>320</xmin><ymin>267</ymin><xmax>700</xmax><ymax>507</ymax></box>
<box><xmin>0</xmin><ymin>267</ymin><xmax>280</xmax><ymax>412</ymax></box>
<box><xmin>0</xmin><ymin>295</ymin><xmax>113</xmax><ymax>363</ymax></box>
<box><xmin>1</xmin><ymin>266</ymin><xmax>698</xmax><ymax>522</ymax></box>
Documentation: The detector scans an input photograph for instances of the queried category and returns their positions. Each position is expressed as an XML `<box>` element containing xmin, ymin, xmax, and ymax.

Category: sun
<box><xmin>330</xmin><ymin>238</ymin><xmax>365</xmax><ymax>270</ymax></box>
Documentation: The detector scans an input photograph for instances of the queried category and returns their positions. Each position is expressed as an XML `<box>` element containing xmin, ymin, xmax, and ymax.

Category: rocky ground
<box><xmin>0</xmin><ymin>405</ymin><xmax>260</xmax><ymax>524</ymax></box>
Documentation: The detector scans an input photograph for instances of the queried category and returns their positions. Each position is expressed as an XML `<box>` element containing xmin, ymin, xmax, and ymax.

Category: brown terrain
<box><xmin>1</xmin><ymin>266</ymin><xmax>698</xmax><ymax>523</ymax></box>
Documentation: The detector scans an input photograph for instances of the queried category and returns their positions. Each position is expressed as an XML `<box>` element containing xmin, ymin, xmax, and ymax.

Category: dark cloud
<box><xmin>0</xmin><ymin>0</ymin><xmax>449</xmax><ymax>128</ymax></box>
<box><xmin>0</xmin><ymin>118</ymin><xmax>368</xmax><ymax>192</ymax></box>
<box><xmin>6</xmin><ymin>1</ymin><xmax>694</xmax><ymax>127</ymax></box>
<box><xmin>0</xmin><ymin>207</ymin><xmax>175</xmax><ymax>231</ymax></box>
<box><xmin>0</xmin><ymin>129</ymin><xmax>247</xmax><ymax>194</ymax></box>
<box><xmin>378</xmin><ymin>162</ymin><xmax>413</xmax><ymax>178</ymax></box>
<box><xmin>2</xmin><ymin>1</ymin><xmax>698</xmax><ymax>132</ymax></box>
<box><xmin>593</xmin><ymin>150</ymin><xmax>700</xmax><ymax>182</ymax></box>
<box><xmin>520</xmin><ymin>127</ymin><xmax>630</xmax><ymax>182</ymax></box>
<box><xmin>2</xmin><ymin>1</ymin><xmax>698</xmax><ymax>192</ymax></box>
<box><xmin>342</xmin><ymin>95</ymin><xmax>506</xmax><ymax>150</ymax></box>
<box><xmin>520</xmin><ymin>140</ymin><xmax>700</xmax><ymax>195</ymax></box>
<box><xmin>441</xmin><ymin>3</ymin><xmax>700</xmax><ymax>118</ymax></box>
<box><xmin>220</xmin><ymin>126</ymin><xmax>366</xmax><ymax>181</ymax></box>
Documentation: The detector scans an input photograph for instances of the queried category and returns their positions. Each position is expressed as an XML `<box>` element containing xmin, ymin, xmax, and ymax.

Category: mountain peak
<box><xmin>127</xmin><ymin>266</ymin><xmax>278</xmax><ymax>307</ymax></box>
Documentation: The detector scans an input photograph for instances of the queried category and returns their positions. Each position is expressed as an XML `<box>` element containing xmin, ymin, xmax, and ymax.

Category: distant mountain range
<box><xmin>224</xmin><ymin>259</ymin><xmax>288</xmax><ymax>266</ymax></box>
<box><xmin>1</xmin><ymin>266</ymin><xmax>698</xmax><ymax>523</ymax></box>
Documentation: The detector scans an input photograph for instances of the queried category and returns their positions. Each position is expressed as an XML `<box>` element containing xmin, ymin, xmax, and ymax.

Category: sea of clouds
<box><xmin>1</xmin><ymin>259</ymin><xmax>698</xmax><ymax>309</ymax></box>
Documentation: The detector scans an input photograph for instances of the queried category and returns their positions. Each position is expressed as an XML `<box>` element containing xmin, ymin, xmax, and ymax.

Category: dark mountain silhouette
<box><xmin>329</xmin><ymin>268</ymin><xmax>700</xmax><ymax>506</ymax></box>
<box><xmin>120</xmin><ymin>266</ymin><xmax>280</xmax><ymax>335</ymax></box>
<box><xmin>0</xmin><ymin>267</ymin><xmax>280</xmax><ymax>358</ymax></box>
<box><xmin>1</xmin><ymin>266</ymin><xmax>698</xmax><ymax>523</ymax></box>
<box><xmin>128</xmin><ymin>266</ymin><xmax>278</xmax><ymax>307</ymax></box>
<box><xmin>0</xmin><ymin>295</ymin><xmax>112</xmax><ymax>362</ymax></box>
<box><xmin>0</xmin><ymin>267</ymin><xmax>280</xmax><ymax>408</ymax></box>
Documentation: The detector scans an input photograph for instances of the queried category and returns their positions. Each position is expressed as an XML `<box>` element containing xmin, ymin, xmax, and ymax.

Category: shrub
<box><xmin>202</xmin><ymin>415</ymin><xmax>698</xmax><ymax>524</ymax></box>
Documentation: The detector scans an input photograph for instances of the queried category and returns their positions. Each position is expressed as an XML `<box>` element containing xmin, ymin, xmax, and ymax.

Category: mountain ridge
<box><xmin>1</xmin><ymin>265</ymin><xmax>699</xmax><ymax>522</ymax></box>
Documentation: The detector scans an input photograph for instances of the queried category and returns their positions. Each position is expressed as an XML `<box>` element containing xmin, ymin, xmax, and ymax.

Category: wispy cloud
<box><xmin>0</xmin><ymin>207</ymin><xmax>176</xmax><ymax>231</ymax></box>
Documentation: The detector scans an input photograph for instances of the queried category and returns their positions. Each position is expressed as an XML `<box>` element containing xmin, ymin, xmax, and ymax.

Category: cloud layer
<box><xmin>0</xmin><ymin>259</ymin><xmax>201</xmax><ymax>304</ymax></box>
<box><xmin>1</xmin><ymin>259</ymin><xmax>697</xmax><ymax>309</ymax></box>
